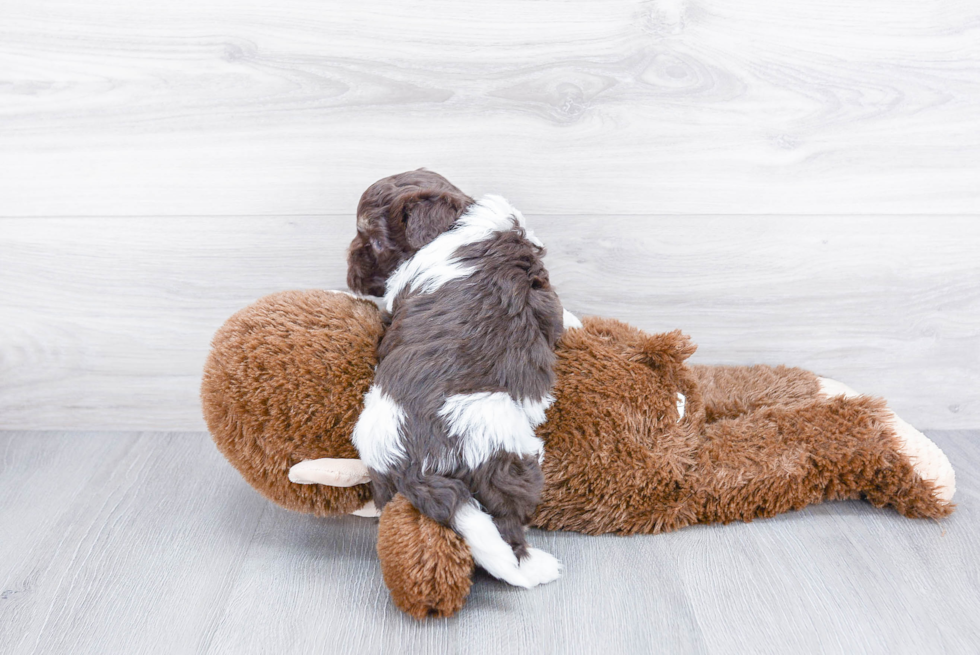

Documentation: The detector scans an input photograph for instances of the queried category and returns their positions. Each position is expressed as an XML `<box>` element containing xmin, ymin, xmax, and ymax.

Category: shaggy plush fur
<box><xmin>202</xmin><ymin>290</ymin><xmax>381</xmax><ymax>516</ymax></box>
<box><xmin>376</xmin><ymin>494</ymin><xmax>474</xmax><ymax>619</ymax></box>
<box><xmin>202</xmin><ymin>291</ymin><xmax>954</xmax><ymax>618</ymax></box>
<box><xmin>530</xmin><ymin>317</ymin><xmax>952</xmax><ymax>535</ymax></box>
<box><xmin>691</xmin><ymin>364</ymin><xmax>822</xmax><ymax>422</ymax></box>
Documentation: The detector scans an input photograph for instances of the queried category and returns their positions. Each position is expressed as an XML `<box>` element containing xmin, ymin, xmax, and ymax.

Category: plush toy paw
<box><xmin>377</xmin><ymin>494</ymin><xmax>474</xmax><ymax>619</ymax></box>
<box><xmin>818</xmin><ymin>378</ymin><xmax>955</xmax><ymax>504</ymax></box>
<box><xmin>288</xmin><ymin>457</ymin><xmax>371</xmax><ymax>487</ymax></box>
<box><xmin>885</xmin><ymin>411</ymin><xmax>956</xmax><ymax>503</ymax></box>
<box><xmin>287</xmin><ymin>458</ymin><xmax>380</xmax><ymax>516</ymax></box>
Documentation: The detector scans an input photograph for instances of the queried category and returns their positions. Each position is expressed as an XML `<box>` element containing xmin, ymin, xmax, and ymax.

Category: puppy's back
<box><xmin>355</xmin><ymin>194</ymin><xmax>563</xmax><ymax>565</ymax></box>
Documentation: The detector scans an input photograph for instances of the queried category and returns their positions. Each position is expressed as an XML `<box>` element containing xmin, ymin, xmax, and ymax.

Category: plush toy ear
<box><xmin>393</xmin><ymin>189</ymin><xmax>471</xmax><ymax>250</ymax></box>
<box><xmin>288</xmin><ymin>458</ymin><xmax>371</xmax><ymax>487</ymax></box>
<box><xmin>640</xmin><ymin>329</ymin><xmax>698</xmax><ymax>366</ymax></box>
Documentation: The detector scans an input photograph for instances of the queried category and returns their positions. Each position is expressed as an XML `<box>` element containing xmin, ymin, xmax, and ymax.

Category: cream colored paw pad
<box><xmin>818</xmin><ymin>377</ymin><xmax>955</xmax><ymax>503</ymax></box>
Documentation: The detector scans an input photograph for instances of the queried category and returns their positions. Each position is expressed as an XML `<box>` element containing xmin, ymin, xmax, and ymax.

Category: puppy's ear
<box><xmin>392</xmin><ymin>190</ymin><xmax>470</xmax><ymax>250</ymax></box>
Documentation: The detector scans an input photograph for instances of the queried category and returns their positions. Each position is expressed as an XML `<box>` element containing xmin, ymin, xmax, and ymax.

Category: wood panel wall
<box><xmin>1</xmin><ymin>0</ymin><xmax>978</xmax><ymax>429</ymax></box>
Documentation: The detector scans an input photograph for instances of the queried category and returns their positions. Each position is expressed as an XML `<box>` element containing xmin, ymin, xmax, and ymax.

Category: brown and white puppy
<box><xmin>347</xmin><ymin>170</ymin><xmax>565</xmax><ymax>588</ymax></box>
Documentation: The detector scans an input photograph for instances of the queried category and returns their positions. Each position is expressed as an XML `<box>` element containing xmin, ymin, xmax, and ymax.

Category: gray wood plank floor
<box><xmin>1</xmin><ymin>431</ymin><xmax>977</xmax><ymax>654</ymax></box>
<box><xmin>3</xmin><ymin>0</ymin><xmax>979</xmax><ymax>432</ymax></box>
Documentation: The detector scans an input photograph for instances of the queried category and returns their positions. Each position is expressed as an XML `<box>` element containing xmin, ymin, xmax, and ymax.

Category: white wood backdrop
<box><xmin>1</xmin><ymin>0</ymin><xmax>978</xmax><ymax>430</ymax></box>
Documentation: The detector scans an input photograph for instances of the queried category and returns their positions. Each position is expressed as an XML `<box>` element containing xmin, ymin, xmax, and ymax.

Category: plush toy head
<box><xmin>202</xmin><ymin>290</ymin><xmax>384</xmax><ymax>516</ymax></box>
<box><xmin>346</xmin><ymin>169</ymin><xmax>474</xmax><ymax>296</ymax></box>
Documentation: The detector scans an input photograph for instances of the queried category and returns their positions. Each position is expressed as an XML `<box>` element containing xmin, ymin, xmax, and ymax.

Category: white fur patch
<box><xmin>438</xmin><ymin>391</ymin><xmax>544</xmax><ymax>468</ymax></box>
<box><xmin>453</xmin><ymin>502</ymin><xmax>530</xmax><ymax>587</ymax></box>
<box><xmin>676</xmin><ymin>392</ymin><xmax>686</xmax><ymax>421</ymax></box>
<box><xmin>452</xmin><ymin>502</ymin><xmax>560</xmax><ymax>588</ymax></box>
<box><xmin>351</xmin><ymin>385</ymin><xmax>406</xmax><ymax>474</ymax></box>
<box><xmin>520</xmin><ymin>394</ymin><xmax>555</xmax><ymax>428</ymax></box>
<box><xmin>817</xmin><ymin>377</ymin><xmax>955</xmax><ymax>503</ymax></box>
<box><xmin>562</xmin><ymin>309</ymin><xmax>583</xmax><ymax>330</ymax></box>
<box><xmin>383</xmin><ymin>194</ymin><xmax>541</xmax><ymax>312</ymax></box>
<box><xmin>477</xmin><ymin>194</ymin><xmax>544</xmax><ymax>248</ymax></box>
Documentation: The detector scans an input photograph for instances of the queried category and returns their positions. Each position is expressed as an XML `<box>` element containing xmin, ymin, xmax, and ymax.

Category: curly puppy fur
<box><xmin>348</xmin><ymin>171</ymin><xmax>563</xmax><ymax>563</ymax></box>
<box><xmin>348</xmin><ymin>170</ymin><xmax>474</xmax><ymax>297</ymax></box>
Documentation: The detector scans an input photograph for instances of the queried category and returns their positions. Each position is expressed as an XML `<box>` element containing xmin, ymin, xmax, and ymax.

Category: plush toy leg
<box><xmin>288</xmin><ymin>457</ymin><xmax>372</xmax><ymax>487</ymax></box>
<box><xmin>376</xmin><ymin>494</ymin><xmax>474</xmax><ymax>619</ymax></box>
<box><xmin>287</xmin><ymin>458</ymin><xmax>380</xmax><ymax>517</ymax></box>
<box><xmin>694</xmin><ymin>395</ymin><xmax>954</xmax><ymax>523</ymax></box>
<box><xmin>687</xmin><ymin>366</ymin><xmax>955</xmax><ymax>507</ymax></box>
<box><xmin>817</xmin><ymin>378</ymin><xmax>955</xmax><ymax>504</ymax></box>
<box><xmin>534</xmin><ymin>393</ymin><xmax>952</xmax><ymax>536</ymax></box>
<box><xmin>690</xmin><ymin>364</ymin><xmax>822</xmax><ymax>422</ymax></box>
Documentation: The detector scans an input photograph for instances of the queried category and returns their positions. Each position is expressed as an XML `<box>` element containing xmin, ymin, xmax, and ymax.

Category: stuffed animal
<box><xmin>201</xmin><ymin>289</ymin><xmax>955</xmax><ymax>619</ymax></box>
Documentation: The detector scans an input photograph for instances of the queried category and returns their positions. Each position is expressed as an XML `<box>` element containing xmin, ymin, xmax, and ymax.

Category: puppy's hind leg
<box><xmin>466</xmin><ymin>452</ymin><xmax>561</xmax><ymax>587</ymax></box>
<box><xmin>395</xmin><ymin>463</ymin><xmax>472</xmax><ymax>525</ymax></box>
<box><xmin>468</xmin><ymin>452</ymin><xmax>542</xmax><ymax>558</ymax></box>
<box><xmin>452</xmin><ymin>502</ymin><xmax>561</xmax><ymax>588</ymax></box>
<box><xmin>383</xmin><ymin>462</ymin><xmax>550</xmax><ymax>588</ymax></box>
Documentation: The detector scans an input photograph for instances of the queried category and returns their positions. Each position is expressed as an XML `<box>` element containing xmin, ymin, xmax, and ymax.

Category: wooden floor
<box><xmin>1</xmin><ymin>430</ymin><xmax>977</xmax><ymax>654</ymax></box>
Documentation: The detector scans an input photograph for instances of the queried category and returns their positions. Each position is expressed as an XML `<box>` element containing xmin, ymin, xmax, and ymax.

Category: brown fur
<box><xmin>202</xmin><ymin>290</ymin><xmax>382</xmax><ymax>516</ymax></box>
<box><xmin>376</xmin><ymin>494</ymin><xmax>474</xmax><ymax>619</ymax></box>
<box><xmin>532</xmin><ymin>317</ymin><xmax>952</xmax><ymax>535</ymax></box>
<box><xmin>202</xmin><ymin>291</ymin><xmax>954</xmax><ymax>618</ymax></box>
<box><xmin>691</xmin><ymin>363</ymin><xmax>823</xmax><ymax>422</ymax></box>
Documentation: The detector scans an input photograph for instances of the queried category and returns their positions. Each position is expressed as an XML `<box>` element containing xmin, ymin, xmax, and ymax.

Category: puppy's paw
<box><xmin>519</xmin><ymin>548</ymin><xmax>562</xmax><ymax>586</ymax></box>
<box><xmin>479</xmin><ymin>551</ymin><xmax>533</xmax><ymax>589</ymax></box>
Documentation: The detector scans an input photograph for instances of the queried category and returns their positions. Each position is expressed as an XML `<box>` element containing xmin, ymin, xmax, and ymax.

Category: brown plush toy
<box><xmin>201</xmin><ymin>289</ymin><xmax>956</xmax><ymax>619</ymax></box>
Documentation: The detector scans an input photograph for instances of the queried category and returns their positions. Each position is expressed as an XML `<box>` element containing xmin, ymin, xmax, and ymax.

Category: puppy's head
<box><xmin>347</xmin><ymin>169</ymin><xmax>473</xmax><ymax>296</ymax></box>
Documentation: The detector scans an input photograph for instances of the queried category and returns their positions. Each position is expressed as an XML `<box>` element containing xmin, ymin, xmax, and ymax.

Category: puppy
<box><xmin>347</xmin><ymin>169</ymin><xmax>564</xmax><ymax>587</ymax></box>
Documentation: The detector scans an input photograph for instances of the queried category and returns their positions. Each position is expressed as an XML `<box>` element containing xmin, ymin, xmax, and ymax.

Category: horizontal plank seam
<box><xmin>2</xmin><ymin>214</ymin><xmax>979</xmax><ymax>220</ymax></box>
